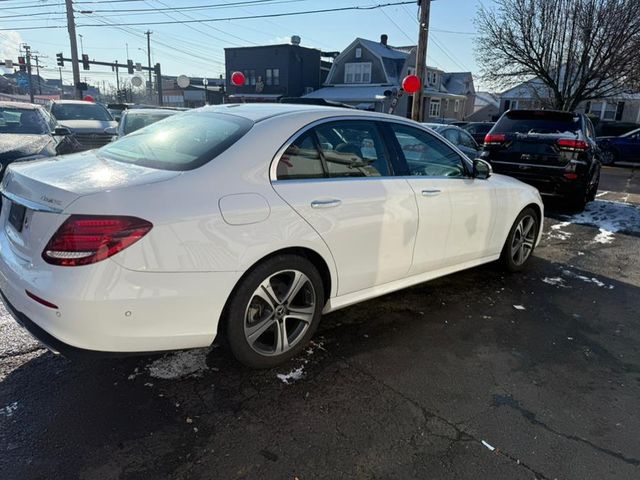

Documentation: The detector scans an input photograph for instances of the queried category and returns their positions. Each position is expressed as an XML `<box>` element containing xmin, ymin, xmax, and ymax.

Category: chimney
<box><xmin>380</xmin><ymin>34</ymin><xmax>388</xmax><ymax>46</ymax></box>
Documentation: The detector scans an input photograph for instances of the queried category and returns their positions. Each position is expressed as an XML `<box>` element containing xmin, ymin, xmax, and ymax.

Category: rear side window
<box><xmin>276</xmin><ymin>132</ymin><xmax>324</xmax><ymax>180</ymax></box>
<box><xmin>99</xmin><ymin>112</ymin><xmax>253</xmax><ymax>171</ymax></box>
<box><xmin>494</xmin><ymin>111</ymin><xmax>581</xmax><ymax>135</ymax></box>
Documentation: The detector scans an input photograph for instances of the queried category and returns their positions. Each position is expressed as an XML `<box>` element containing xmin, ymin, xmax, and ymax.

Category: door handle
<box><xmin>421</xmin><ymin>189</ymin><xmax>441</xmax><ymax>197</ymax></box>
<box><xmin>311</xmin><ymin>199</ymin><xmax>342</xmax><ymax>208</ymax></box>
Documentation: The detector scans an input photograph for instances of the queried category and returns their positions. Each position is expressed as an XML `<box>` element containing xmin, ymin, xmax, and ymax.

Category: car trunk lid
<box><xmin>1</xmin><ymin>151</ymin><xmax>179</xmax><ymax>262</ymax></box>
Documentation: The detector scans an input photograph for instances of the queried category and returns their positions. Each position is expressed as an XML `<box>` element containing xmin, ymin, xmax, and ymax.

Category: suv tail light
<box><xmin>484</xmin><ymin>133</ymin><xmax>506</xmax><ymax>145</ymax></box>
<box><xmin>43</xmin><ymin>215</ymin><xmax>152</xmax><ymax>267</ymax></box>
<box><xmin>557</xmin><ymin>138</ymin><xmax>589</xmax><ymax>151</ymax></box>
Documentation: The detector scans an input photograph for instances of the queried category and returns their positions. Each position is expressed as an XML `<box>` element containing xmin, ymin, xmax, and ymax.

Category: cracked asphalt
<box><xmin>1</xmin><ymin>166</ymin><xmax>639</xmax><ymax>480</ymax></box>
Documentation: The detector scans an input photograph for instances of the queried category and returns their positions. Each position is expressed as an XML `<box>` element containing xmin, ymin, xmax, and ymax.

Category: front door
<box><xmin>386</xmin><ymin>123</ymin><xmax>497</xmax><ymax>272</ymax></box>
<box><xmin>271</xmin><ymin>120</ymin><xmax>418</xmax><ymax>296</ymax></box>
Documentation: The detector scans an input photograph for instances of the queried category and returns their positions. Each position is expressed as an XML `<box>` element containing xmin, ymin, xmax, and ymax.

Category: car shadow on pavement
<box><xmin>1</xmin><ymin>255</ymin><xmax>639</xmax><ymax>480</ymax></box>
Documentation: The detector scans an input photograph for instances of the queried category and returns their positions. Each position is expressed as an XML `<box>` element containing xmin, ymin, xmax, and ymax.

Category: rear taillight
<box><xmin>557</xmin><ymin>138</ymin><xmax>589</xmax><ymax>151</ymax></box>
<box><xmin>484</xmin><ymin>133</ymin><xmax>506</xmax><ymax>145</ymax></box>
<box><xmin>42</xmin><ymin>215</ymin><xmax>152</xmax><ymax>267</ymax></box>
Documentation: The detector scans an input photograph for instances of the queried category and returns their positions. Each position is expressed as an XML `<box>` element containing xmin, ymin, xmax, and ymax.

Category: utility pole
<box><xmin>59</xmin><ymin>67</ymin><xmax>64</xmax><ymax>97</ymax></box>
<box><xmin>23</xmin><ymin>45</ymin><xmax>34</xmax><ymax>103</ymax></box>
<box><xmin>114</xmin><ymin>60</ymin><xmax>120</xmax><ymax>93</ymax></box>
<box><xmin>145</xmin><ymin>30</ymin><xmax>153</xmax><ymax>100</ymax></box>
<box><xmin>65</xmin><ymin>0</ymin><xmax>82</xmax><ymax>99</ymax></box>
<box><xmin>411</xmin><ymin>0</ymin><xmax>431</xmax><ymax>122</ymax></box>
<box><xmin>33</xmin><ymin>55</ymin><xmax>42</xmax><ymax>95</ymax></box>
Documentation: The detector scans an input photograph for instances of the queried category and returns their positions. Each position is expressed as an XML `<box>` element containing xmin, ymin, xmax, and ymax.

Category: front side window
<box><xmin>443</xmin><ymin>128</ymin><xmax>459</xmax><ymax>144</ymax></box>
<box><xmin>344</xmin><ymin>62</ymin><xmax>372</xmax><ymax>84</ymax></box>
<box><xmin>315</xmin><ymin>121</ymin><xmax>390</xmax><ymax>177</ymax></box>
<box><xmin>459</xmin><ymin>131</ymin><xmax>477</xmax><ymax>149</ymax></box>
<box><xmin>51</xmin><ymin>103</ymin><xmax>113</xmax><ymax>122</ymax></box>
<box><xmin>98</xmin><ymin>112</ymin><xmax>252</xmax><ymax>171</ymax></box>
<box><xmin>390</xmin><ymin>124</ymin><xmax>467</xmax><ymax>178</ymax></box>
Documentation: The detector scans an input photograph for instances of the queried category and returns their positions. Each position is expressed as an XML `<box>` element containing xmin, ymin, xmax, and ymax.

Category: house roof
<box><xmin>357</xmin><ymin>38</ymin><xmax>411</xmax><ymax>60</ymax></box>
<box><xmin>442</xmin><ymin>72</ymin><xmax>474</xmax><ymax>96</ymax></box>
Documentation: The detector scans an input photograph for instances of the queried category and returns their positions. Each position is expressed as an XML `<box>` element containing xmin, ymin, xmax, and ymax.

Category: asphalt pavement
<box><xmin>1</xmin><ymin>166</ymin><xmax>639</xmax><ymax>480</ymax></box>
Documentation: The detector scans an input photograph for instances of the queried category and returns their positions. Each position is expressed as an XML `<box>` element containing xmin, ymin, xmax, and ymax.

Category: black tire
<box><xmin>500</xmin><ymin>207</ymin><xmax>539</xmax><ymax>272</ymax></box>
<box><xmin>566</xmin><ymin>188</ymin><xmax>588</xmax><ymax>212</ymax></box>
<box><xmin>587</xmin><ymin>170</ymin><xmax>600</xmax><ymax>202</ymax></box>
<box><xmin>600</xmin><ymin>148</ymin><xmax>617</xmax><ymax>166</ymax></box>
<box><xmin>225</xmin><ymin>254</ymin><xmax>324</xmax><ymax>369</ymax></box>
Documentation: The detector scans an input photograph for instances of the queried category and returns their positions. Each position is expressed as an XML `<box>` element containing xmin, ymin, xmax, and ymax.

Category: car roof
<box><xmin>123</xmin><ymin>108</ymin><xmax>178</xmax><ymax>116</ymax></box>
<box><xmin>51</xmin><ymin>100</ymin><xmax>100</xmax><ymax>105</ymax></box>
<box><xmin>0</xmin><ymin>101</ymin><xmax>40</xmax><ymax>110</ymax></box>
<box><xmin>198</xmin><ymin>103</ymin><xmax>415</xmax><ymax>123</ymax></box>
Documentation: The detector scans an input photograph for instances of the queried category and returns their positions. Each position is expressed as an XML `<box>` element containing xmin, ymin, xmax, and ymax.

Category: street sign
<box><xmin>4</xmin><ymin>59</ymin><xmax>12</xmax><ymax>69</ymax></box>
<box><xmin>131</xmin><ymin>76</ymin><xmax>143</xmax><ymax>87</ymax></box>
<box><xmin>177</xmin><ymin>75</ymin><xmax>190</xmax><ymax>88</ymax></box>
<box><xmin>135</xmin><ymin>62</ymin><xmax>142</xmax><ymax>72</ymax></box>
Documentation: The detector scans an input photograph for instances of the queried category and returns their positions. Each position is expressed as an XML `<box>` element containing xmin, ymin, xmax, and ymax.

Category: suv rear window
<box><xmin>494</xmin><ymin>111</ymin><xmax>581</xmax><ymax>135</ymax></box>
<box><xmin>51</xmin><ymin>103</ymin><xmax>113</xmax><ymax>122</ymax></box>
<box><xmin>98</xmin><ymin>111</ymin><xmax>253</xmax><ymax>171</ymax></box>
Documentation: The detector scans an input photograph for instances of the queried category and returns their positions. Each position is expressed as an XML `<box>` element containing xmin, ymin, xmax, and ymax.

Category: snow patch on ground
<box><xmin>277</xmin><ymin>367</ymin><xmax>305</xmax><ymax>384</ymax></box>
<box><xmin>513</xmin><ymin>305</ymin><xmax>526</xmax><ymax>310</ymax></box>
<box><xmin>547</xmin><ymin>201</ymin><xmax>640</xmax><ymax>244</ymax></box>
<box><xmin>548</xmin><ymin>221</ymin><xmax>572</xmax><ymax>240</ymax></box>
<box><xmin>147</xmin><ymin>348</ymin><xmax>210</xmax><ymax>380</ymax></box>
<box><xmin>542</xmin><ymin>277</ymin><xmax>568</xmax><ymax>287</ymax></box>
<box><xmin>562</xmin><ymin>269</ymin><xmax>614</xmax><ymax>289</ymax></box>
<box><xmin>0</xmin><ymin>401</ymin><xmax>18</xmax><ymax>417</ymax></box>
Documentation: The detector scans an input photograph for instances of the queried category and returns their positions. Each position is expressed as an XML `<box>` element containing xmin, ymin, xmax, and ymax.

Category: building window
<box><xmin>243</xmin><ymin>70</ymin><xmax>249</xmax><ymax>86</ymax></box>
<box><xmin>249</xmin><ymin>70</ymin><xmax>256</xmax><ymax>86</ymax></box>
<box><xmin>355</xmin><ymin>47</ymin><xmax>362</xmax><ymax>59</ymax></box>
<box><xmin>454</xmin><ymin>100</ymin><xmax>460</xmax><ymax>113</ymax></box>
<box><xmin>344</xmin><ymin>62</ymin><xmax>372</xmax><ymax>84</ymax></box>
<box><xmin>265</xmin><ymin>68</ymin><xmax>280</xmax><ymax>86</ymax></box>
<box><xmin>429</xmin><ymin>98</ymin><xmax>441</xmax><ymax>117</ymax></box>
<box><xmin>428</xmin><ymin>71</ymin><xmax>438</xmax><ymax>85</ymax></box>
<box><xmin>443</xmin><ymin>99</ymin><xmax>449</xmax><ymax>111</ymax></box>
<box><xmin>615</xmin><ymin>101</ymin><xmax>625</xmax><ymax>121</ymax></box>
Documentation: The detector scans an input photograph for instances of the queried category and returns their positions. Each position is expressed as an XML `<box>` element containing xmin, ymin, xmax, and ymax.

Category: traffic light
<box><xmin>56</xmin><ymin>53</ymin><xmax>64</xmax><ymax>67</ymax></box>
<box><xmin>18</xmin><ymin>56</ymin><xmax>26</xmax><ymax>72</ymax></box>
<box><xmin>127</xmin><ymin>59</ymin><xmax>134</xmax><ymax>74</ymax></box>
<box><xmin>82</xmin><ymin>53</ymin><xmax>90</xmax><ymax>70</ymax></box>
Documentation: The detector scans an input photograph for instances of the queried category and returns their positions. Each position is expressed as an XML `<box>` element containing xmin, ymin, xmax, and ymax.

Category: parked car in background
<box><xmin>47</xmin><ymin>100</ymin><xmax>117</xmax><ymax>151</ymax></box>
<box><xmin>593</xmin><ymin>120</ymin><xmax>640</xmax><ymax>138</ymax></box>
<box><xmin>106</xmin><ymin>102</ymin><xmax>135</xmax><ymax>122</ymax></box>
<box><xmin>463</xmin><ymin>122</ymin><xmax>494</xmax><ymax>144</ymax></box>
<box><xmin>597</xmin><ymin>127</ymin><xmax>640</xmax><ymax>164</ymax></box>
<box><xmin>106</xmin><ymin>108</ymin><xmax>178</xmax><ymax>138</ymax></box>
<box><xmin>480</xmin><ymin>109</ymin><xmax>601</xmax><ymax>211</ymax></box>
<box><xmin>0</xmin><ymin>104</ymin><xmax>543</xmax><ymax>368</ymax></box>
<box><xmin>423</xmin><ymin>123</ymin><xmax>480</xmax><ymax>160</ymax></box>
<box><xmin>0</xmin><ymin>101</ymin><xmax>79</xmax><ymax>177</ymax></box>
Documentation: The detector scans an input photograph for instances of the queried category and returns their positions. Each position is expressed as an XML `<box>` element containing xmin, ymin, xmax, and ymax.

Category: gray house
<box><xmin>303</xmin><ymin>35</ymin><xmax>474</xmax><ymax>120</ymax></box>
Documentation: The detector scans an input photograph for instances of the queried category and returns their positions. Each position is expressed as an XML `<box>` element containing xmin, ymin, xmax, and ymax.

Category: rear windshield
<box><xmin>494</xmin><ymin>111</ymin><xmax>581</xmax><ymax>135</ymax></box>
<box><xmin>98</xmin><ymin>111</ymin><xmax>253</xmax><ymax>171</ymax></box>
<box><xmin>123</xmin><ymin>112</ymin><xmax>175</xmax><ymax>135</ymax></box>
<box><xmin>51</xmin><ymin>103</ymin><xmax>113</xmax><ymax>122</ymax></box>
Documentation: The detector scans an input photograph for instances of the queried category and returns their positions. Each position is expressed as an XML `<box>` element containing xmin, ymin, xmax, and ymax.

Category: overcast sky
<box><xmin>0</xmin><ymin>0</ymin><xmax>490</xmax><ymax>90</ymax></box>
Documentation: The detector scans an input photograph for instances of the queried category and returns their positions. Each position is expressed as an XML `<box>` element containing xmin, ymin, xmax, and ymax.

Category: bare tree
<box><xmin>476</xmin><ymin>0</ymin><xmax>640</xmax><ymax>110</ymax></box>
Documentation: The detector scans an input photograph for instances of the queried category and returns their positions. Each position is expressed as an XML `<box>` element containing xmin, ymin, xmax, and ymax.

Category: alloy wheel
<box><xmin>243</xmin><ymin>270</ymin><xmax>316</xmax><ymax>356</ymax></box>
<box><xmin>510</xmin><ymin>215</ymin><xmax>536</xmax><ymax>266</ymax></box>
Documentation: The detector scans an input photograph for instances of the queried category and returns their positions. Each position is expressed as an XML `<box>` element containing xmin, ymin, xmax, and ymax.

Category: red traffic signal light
<box><xmin>82</xmin><ymin>53</ymin><xmax>90</xmax><ymax>70</ymax></box>
<box><xmin>18</xmin><ymin>56</ymin><xmax>26</xmax><ymax>72</ymax></box>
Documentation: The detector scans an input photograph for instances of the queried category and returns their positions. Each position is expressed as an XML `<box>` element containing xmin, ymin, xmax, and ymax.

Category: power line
<box><xmin>1</xmin><ymin>2</ymin><xmax>416</xmax><ymax>31</ymax></box>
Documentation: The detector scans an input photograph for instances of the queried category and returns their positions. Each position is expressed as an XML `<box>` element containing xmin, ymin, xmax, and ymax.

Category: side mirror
<box><xmin>104</xmin><ymin>126</ymin><xmax>117</xmax><ymax>135</ymax></box>
<box><xmin>53</xmin><ymin>127</ymin><xmax>72</xmax><ymax>136</ymax></box>
<box><xmin>473</xmin><ymin>158</ymin><xmax>492</xmax><ymax>179</ymax></box>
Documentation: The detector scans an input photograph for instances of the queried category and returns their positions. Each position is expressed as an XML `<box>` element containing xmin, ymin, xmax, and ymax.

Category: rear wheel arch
<box><xmin>218</xmin><ymin>246</ymin><xmax>333</xmax><ymax>336</ymax></box>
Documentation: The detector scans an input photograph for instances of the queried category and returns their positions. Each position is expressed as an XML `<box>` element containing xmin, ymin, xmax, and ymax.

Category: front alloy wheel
<box><xmin>501</xmin><ymin>208</ymin><xmax>539</xmax><ymax>272</ymax></box>
<box><xmin>510</xmin><ymin>215</ymin><xmax>536</xmax><ymax>266</ymax></box>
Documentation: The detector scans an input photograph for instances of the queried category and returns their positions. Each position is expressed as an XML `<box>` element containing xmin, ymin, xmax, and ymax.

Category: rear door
<box><xmin>386</xmin><ymin>123</ymin><xmax>498</xmax><ymax>272</ymax></box>
<box><xmin>271</xmin><ymin>119</ymin><xmax>418</xmax><ymax>296</ymax></box>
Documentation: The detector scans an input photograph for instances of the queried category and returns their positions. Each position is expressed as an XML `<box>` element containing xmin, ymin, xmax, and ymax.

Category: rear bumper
<box><xmin>489</xmin><ymin>164</ymin><xmax>589</xmax><ymax>196</ymax></box>
<box><xmin>0</xmin><ymin>229</ymin><xmax>243</xmax><ymax>354</ymax></box>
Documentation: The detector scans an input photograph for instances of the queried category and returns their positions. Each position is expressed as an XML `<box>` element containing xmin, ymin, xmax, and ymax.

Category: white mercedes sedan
<box><xmin>0</xmin><ymin>104</ymin><xmax>543</xmax><ymax>368</ymax></box>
